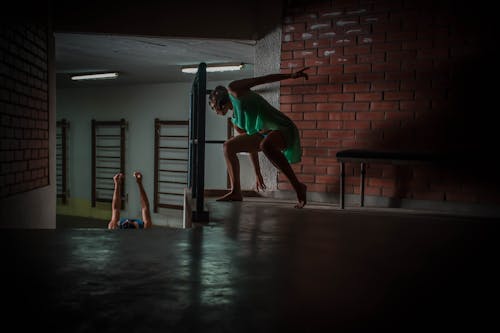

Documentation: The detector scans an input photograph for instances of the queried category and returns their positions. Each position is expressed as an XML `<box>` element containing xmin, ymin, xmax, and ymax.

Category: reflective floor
<box><xmin>2</xmin><ymin>199</ymin><xmax>499</xmax><ymax>332</ymax></box>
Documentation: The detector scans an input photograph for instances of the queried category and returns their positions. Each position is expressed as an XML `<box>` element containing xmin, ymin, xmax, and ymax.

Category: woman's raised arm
<box><xmin>228</xmin><ymin>67</ymin><xmax>310</xmax><ymax>93</ymax></box>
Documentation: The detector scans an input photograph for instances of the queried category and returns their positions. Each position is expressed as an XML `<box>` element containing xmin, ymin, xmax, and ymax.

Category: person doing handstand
<box><xmin>209</xmin><ymin>67</ymin><xmax>309</xmax><ymax>208</ymax></box>
<box><xmin>108</xmin><ymin>171</ymin><xmax>153</xmax><ymax>229</ymax></box>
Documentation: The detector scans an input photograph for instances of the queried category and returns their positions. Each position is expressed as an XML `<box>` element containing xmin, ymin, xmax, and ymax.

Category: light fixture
<box><xmin>71</xmin><ymin>72</ymin><xmax>119</xmax><ymax>81</ymax></box>
<box><xmin>181</xmin><ymin>63</ymin><xmax>244</xmax><ymax>74</ymax></box>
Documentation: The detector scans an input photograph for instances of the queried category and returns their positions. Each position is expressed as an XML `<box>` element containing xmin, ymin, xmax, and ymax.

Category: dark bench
<box><xmin>336</xmin><ymin>149</ymin><xmax>444</xmax><ymax>209</ymax></box>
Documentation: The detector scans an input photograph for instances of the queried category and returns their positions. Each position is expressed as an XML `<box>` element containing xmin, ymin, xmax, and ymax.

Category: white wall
<box><xmin>56</xmin><ymin>80</ymin><xmax>255</xmax><ymax>223</ymax></box>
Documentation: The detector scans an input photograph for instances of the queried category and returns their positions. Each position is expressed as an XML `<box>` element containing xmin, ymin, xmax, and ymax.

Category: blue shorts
<box><xmin>119</xmin><ymin>218</ymin><xmax>144</xmax><ymax>229</ymax></box>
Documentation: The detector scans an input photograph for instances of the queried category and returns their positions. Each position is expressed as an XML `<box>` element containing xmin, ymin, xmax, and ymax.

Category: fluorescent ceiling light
<box><xmin>181</xmin><ymin>64</ymin><xmax>244</xmax><ymax>74</ymax></box>
<box><xmin>71</xmin><ymin>72</ymin><xmax>119</xmax><ymax>81</ymax></box>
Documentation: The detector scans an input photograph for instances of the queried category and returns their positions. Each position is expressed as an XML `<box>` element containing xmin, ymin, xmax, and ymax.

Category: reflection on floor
<box><xmin>4</xmin><ymin>198</ymin><xmax>499</xmax><ymax>332</ymax></box>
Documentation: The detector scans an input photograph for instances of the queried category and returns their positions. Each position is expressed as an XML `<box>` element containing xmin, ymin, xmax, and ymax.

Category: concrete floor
<box><xmin>2</xmin><ymin>198</ymin><xmax>499</xmax><ymax>332</ymax></box>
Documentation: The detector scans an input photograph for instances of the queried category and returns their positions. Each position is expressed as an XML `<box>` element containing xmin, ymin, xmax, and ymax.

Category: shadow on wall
<box><xmin>356</xmin><ymin>2</ymin><xmax>497</xmax><ymax>203</ymax></box>
<box><xmin>388</xmin><ymin>59</ymin><xmax>496</xmax><ymax>203</ymax></box>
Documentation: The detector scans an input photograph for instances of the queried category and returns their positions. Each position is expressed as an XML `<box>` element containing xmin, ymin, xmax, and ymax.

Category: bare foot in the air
<box><xmin>216</xmin><ymin>191</ymin><xmax>243</xmax><ymax>202</ymax></box>
<box><xmin>113</xmin><ymin>173</ymin><xmax>124</xmax><ymax>184</ymax></box>
<box><xmin>294</xmin><ymin>182</ymin><xmax>307</xmax><ymax>209</ymax></box>
<box><xmin>133</xmin><ymin>171</ymin><xmax>143</xmax><ymax>183</ymax></box>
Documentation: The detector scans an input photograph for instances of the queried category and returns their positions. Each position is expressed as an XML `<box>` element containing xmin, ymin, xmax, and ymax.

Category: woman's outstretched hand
<box><xmin>291</xmin><ymin>67</ymin><xmax>310</xmax><ymax>80</ymax></box>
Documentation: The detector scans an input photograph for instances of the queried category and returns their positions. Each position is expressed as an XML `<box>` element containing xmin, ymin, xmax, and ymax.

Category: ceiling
<box><xmin>55</xmin><ymin>33</ymin><xmax>256</xmax><ymax>89</ymax></box>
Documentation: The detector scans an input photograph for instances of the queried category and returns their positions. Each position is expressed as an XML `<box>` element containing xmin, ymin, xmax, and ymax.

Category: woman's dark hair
<box><xmin>209</xmin><ymin>85</ymin><xmax>229</xmax><ymax>109</ymax></box>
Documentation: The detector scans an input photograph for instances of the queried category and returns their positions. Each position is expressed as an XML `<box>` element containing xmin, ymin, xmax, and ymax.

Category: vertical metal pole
<box><xmin>360</xmin><ymin>162</ymin><xmax>366</xmax><ymax>207</ymax></box>
<box><xmin>61</xmin><ymin>119</ymin><xmax>67</xmax><ymax>204</ymax></box>
<box><xmin>194</xmin><ymin>62</ymin><xmax>207</xmax><ymax>220</ymax></box>
<box><xmin>91</xmin><ymin>119</ymin><xmax>96</xmax><ymax>207</ymax></box>
<box><xmin>188</xmin><ymin>81</ymin><xmax>196</xmax><ymax>194</ymax></box>
<box><xmin>226</xmin><ymin>118</ymin><xmax>233</xmax><ymax>188</ymax></box>
<box><xmin>154</xmin><ymin>118</ymin><xmax>160</xmax><ymax>213</ymax></box>
<box><xmin>120</xmin><ymin>118</ymin><xmax>126</xmax><ymax>209</ymax></box>
<box><xmin>340</xmin><ymin>161</ymin><xmax>345</xmax><ymax>209</ymax></box>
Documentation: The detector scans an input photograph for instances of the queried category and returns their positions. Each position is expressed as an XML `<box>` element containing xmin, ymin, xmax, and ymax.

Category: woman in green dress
<box><xmin>209</xmin><ymin>67</ymin><xmax>309</xmax><ymax>208</ymax></box>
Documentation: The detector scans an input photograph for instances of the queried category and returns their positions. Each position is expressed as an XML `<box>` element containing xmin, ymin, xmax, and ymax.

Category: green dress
<box><xmin>229</xmin><ymin>91</ymin><xmax>302</xmax><ymax>164</ymax></box>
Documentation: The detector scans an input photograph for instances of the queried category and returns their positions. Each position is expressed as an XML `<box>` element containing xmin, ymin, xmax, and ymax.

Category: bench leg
<box><xmin>360</xmin><ymin>162</ymin><xmax>366</xmax><ymax>207</ymax></box>
<box><xmin>340</xmin><ymin>161</ymin><xmax>345</xmax><ymax>209</ymax></box>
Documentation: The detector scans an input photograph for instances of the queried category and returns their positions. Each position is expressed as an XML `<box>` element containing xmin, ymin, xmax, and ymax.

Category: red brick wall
<box><xmin>280</xmin><ymin>0</ymin><xmax>498</xmax><ymax>205</ymax></box>
<box><xmin>0</xmin><ymin>24</ymin><xmax>50</xmax><ymax>198</ymax></box>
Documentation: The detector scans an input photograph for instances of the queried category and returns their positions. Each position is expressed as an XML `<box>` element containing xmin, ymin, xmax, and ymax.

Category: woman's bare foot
<box><xmin>216</xmin><ymin>191</ymin><xmax>243</xmax><ymax>202</ymax></box>
<box><xmin>133</xmin><ymin>171</ymin><xmax>143</xmax><ymax>183</ymax></box>
<box><xmin>294</xmin><ymin>182</ymin><xmax>307</xmax><ymax>209</ymax></box>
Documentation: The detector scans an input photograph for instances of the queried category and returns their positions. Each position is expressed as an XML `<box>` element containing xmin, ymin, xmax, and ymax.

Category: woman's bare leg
<box><xmin>218</xmin><ymin>133</ymin><xmax>262</xmax><ymax>201</ymax></box>
<box><xmin>134</xmin><ymin>171</ymin><xmax>152</xmax><ymax>228</ymax></box>
<box><xmin>108</xmin><ymin>173</ymin><xmax>123</xmax><ymax>229</ymax></box>
<box><xmin>260</xmin><ymin>131</ymin><xmax>307</xmax><ymax>208</ymax></box>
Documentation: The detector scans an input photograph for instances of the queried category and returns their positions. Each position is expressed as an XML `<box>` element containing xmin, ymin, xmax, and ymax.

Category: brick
<box><xmin>317</xmin><ymin>103</ymin><xmax>342</xmax><ymax>111</ymax></box>
<box><xmin>316</xmin><ymin>157</ymin><xmax>338</xmax><ymax>166</ymax></box>
<box><xmin>371</xmin><ymin>80</ymin><xmax>399</xmax><ymax>91</ymax></box>
<box><xmin>372</xmin><ymin>41</ymin><xmax>402</xmax><ymax>52</ymax></box>
<box><xmin>317</xmin><ymin>139</ymin><xmax>341</xmax><ymax>148</ymax></box>
<box><xmin>282</xmin><ymin>41</ymin><xmax>305</xmax><ymax>51</ymax></box>
<box><xmin>303</xmin><ymin>148</ymin><xmax>328</xmax><ymax>156</ymax></box>
<box><xmin>329</xmin><ymin>112</ymin><xmax>355</xmax><ymax>120</ymax></box>
<box><xmin>358</xmin><ymin>53</ymin><xmax>386</xmax><ymax>64</ymax></box>
<box><xmin>372</xmin><ymin>62</ymin><xmax>400</xmax><ymax>72</ymax></box>
<box><xmin>280</xmin><ymin>95</ymin><xmax>302</xmax><ymax>104</ymax></box>
<box><xmin>304</xmin><ymin>112</ymin><xmax>329</xmax><ymax>120</ymax></box>
<box><xmin>303</xmin><ymin>94</ymin><xmax>328</xmax><ymax>102</ymax></box>
<box><xmin>281</xmin><ymin>59</ymin><xmax>305</xmax><ymax>69</ymax></box>
<box><xmin>384</xmin><ymin>91</ymin><xmax>414</xmax><ymax>101</ymax></box>
<box><xmin>295</xmin><ymin>120</ymin><xmax>316</xmax><ymax>129</ymax></box>
<box><xmin>303</xmin><ymin>165</ymin><xmax>328</xmax><ymax>174</ymax></box>
<box><xmin>328</xmin><ymin>93</ymin><xmax>354</xmax><ymax>102</ymax></box>
<box><xmin>300</xmin><ymin>138</ymin><xmax>317</xmax><ymax>147</ymax></box>
<box><xmin>344</xmin><ymin>64</ymin><xmax>371</xmax><ymax>73</ymax></box>
<box><xmin>356</xmin><ymin>72</ymin><xmax>384</xmax><ymax>82</ymax></box>
<box><xmin>330</xmin><ymin>73</ymin><xmax>356</xmax><ymax>83</ymax></box>
<box><xmin>317</xmin><ymin>65</ymin><xmax>343</xmax><ymax>75</ymax></box>
<box><xmin>343</xmin><ymin>45</ymin><xmax>371</xmax><ymax>55</ymax></box>
<box><xmin>292</xmin><ymin>85</ymin><xmax>317</xmax><ymax>94</ymax></box>
<box><xmin>305</xmin><ymin>57</ymin><xmax>330</xmax><ymax>67</ymax></box>
<box><xmin>305</xmin><ymin>39</ymin><xmax>330</xmax><ymax>49</ymax></box>
<box><xmin>286</xmin><ymin>112</ymin><xmax>303</xmax><ymax>120</ymax></box>
<box><xmin>329</xmin><ymin>54</ymin><xmax>356</xmax><ymax>64</ymax></box>
<box><xmin>327</xmin><ymin>129</ymin><xmax>354</xmax><ymax>139</ymax></box>
<box><xmin>302</xmin><ymin>129</ymin><xmax>327</xmax><ymax>138</ymax></box>
<box><xmin>355</xmin><ymin>92</ymin><xmax>381</xmax><ymax>101</ymax></box>
<box><xmin>343</xmin><ymin>83</ymin><xmax>370</xmax><ymax>93</ymax></box>
<box><xmin>284</xmin><ymin>23</ymin><xmax>306</xmax><ymax>33</ymax></box>
<box><xmin>385</xmin><ymin>111</ymin><xmax>414</xmax><ymax>120</ymax></box>
<box><xmin>315</xmin><ymin>175</ymin><xmax>337</xmax><ymax>184</ymax></box>
<box><xmin>370</xmin><ymin>101</ymin><xmax>399</xmax><ymax>111</ymax></box>
<box><xmin>291</xmin><ymin>103</ymin><xmax>316</xmax><ymax>112</ymax></box>
<box><xmin>386</xmin><ymin>71</ymin><xmax>415</xmax><ymax>81</ymax></box>
<box><xmin>343</xmin><ymin>120</ymin><xmax>370</xmax><ymax>129</ymax></box>
<box><xmin>281</xmin><ymin>51</ymin><xmax>293</xmax><ymax>60</ymax></box>
<box><xmin>356</xmin><ymin>111</ymin><xmax>385</xmax><ymax>120</ymax></box>
<box><xmin>293</xmin><ymin>49</ymin><xmax>317</xmax><ymax>58</ymax></box>
<box><xmin>317</xmin><ymin>121</ymin><xmax>342</xmax><ymax>129</ymax></box>
<box><xmin>317</xmin><ymin>84</ymin><xmax>341</xmax><ymax>93</ymax></box>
